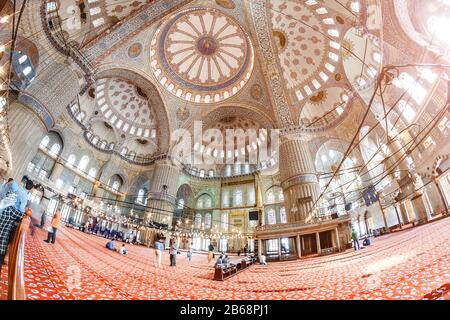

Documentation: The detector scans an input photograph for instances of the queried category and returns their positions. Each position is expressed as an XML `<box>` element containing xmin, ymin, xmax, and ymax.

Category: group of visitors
<box><xmin>214</xmin><ymin>254</ymin><xmax>231</xmax><ymax>268</ymax></box>
<box><xmin>152</xmin><ymin>238</ymin><xmax>194</xmax><ymax>268</ymax></box>
<box><xmin>105</xmin><ymin>239</ymin><xmax>127</xmax><ymax>255</ymax></box>
<box><xmin>86</xmin><ymin>223</ymin><xmax>140</xmax><ymax>245</ymax></box>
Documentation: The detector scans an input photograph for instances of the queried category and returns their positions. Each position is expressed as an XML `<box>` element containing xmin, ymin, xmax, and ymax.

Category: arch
<box><xmin>78</xmin><ymin>155</ymin><xmax>90</xmax><ymax>171</ymax></box>
<box><xmin>88</xmin><ymin>167</ymin><xmax>98</xmax><ymax>178</ymax></box>
<box><xmin>39</xmin><ymin>131</ymin><xmax>64</xmax><ymax>156</ymax></box>
<box><xmin>109</xmin><ymin>174</ymin><xmax>124</xmax><ymax>192</ymax></box>
<box><xmin>194</xmin><ymin>213</ymin><xmax>202</xmax><ymax>229</ymax></box>
<box><xmin>176</xmin><ymin>184</ymin><xmax>194</xmax><ymax>208</ymax></box>
<box><xmin>196</xmin><ymin>193</ymin><xmax>213</xmax><ymax>209</ymax></box>
<box><xmin>264</xmin><ymin>185</ymin><xmax>284</xmax><ymax>204</ymax></box>
<box><xmin>67</xmin><ymin>154</ymin><xmax>77</xmax><ymax>165</ymax></box>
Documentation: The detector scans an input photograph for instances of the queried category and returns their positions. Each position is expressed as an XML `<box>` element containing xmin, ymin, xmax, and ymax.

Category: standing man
<box><xmin>352</xmin><ymin>229</ymin><xmax>360</xmax><ymax>251</ymax></box>
<box><xmin>207</xmin><ymin>243</ymin><xmax>214</xmax><ymax>263</ymax></box>
<box><xmin>154</xmin><ymin>238</ymin><xmax>164</xmax><ymax>268</ymax></box>
<box><xmin>169</xmin><ymin>239</ymin><xmax>178</xmax><ymax>267</ymax></box>
<box><xmin>44</xmin><ymin>209</ymin><xmax>61</xmax><ymax>244</ymax></box>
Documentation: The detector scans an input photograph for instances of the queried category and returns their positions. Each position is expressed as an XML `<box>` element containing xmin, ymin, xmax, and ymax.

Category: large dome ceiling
<box><xmin>95</xmin><ymin>78</ymin><xmax>157</xmax><ymax>139</ymax></box>
<box><xmin>150</xmin><ymin>7</ymin><xmax>254</xmax><ymax>104</ymax></box>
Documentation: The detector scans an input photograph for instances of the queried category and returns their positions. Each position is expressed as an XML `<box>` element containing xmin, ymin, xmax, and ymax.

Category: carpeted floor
<box><xmin>1</xmin><ymin>217</ymin><xmax>449</xmax><ymax>300</ymax></box>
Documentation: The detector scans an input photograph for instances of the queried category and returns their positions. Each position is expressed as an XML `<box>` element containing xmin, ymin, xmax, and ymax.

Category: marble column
<box><xmin>411</xmin><ymin>192</ymin><xmax>430</xmax><ymax>225</ymax></box>
<box><xmin>434</xmin><ymin>179</ymin><xmax>449</xmax><ymax>214</ymax></box>
<box><xmin>377</xmin><ymin>197</ymin><xmax>389</xmax><ymax>231</ymax></box>
<box><xmin>296</xmin><ymin>234</ymin><xmax>301</xmax><ymax>258</ymax></box>
<box><xmin>335</xmin><ymin>227</ymin><xmax>340</xmax><ymax>251</ymax></box>
<box><xmin>49</xmin><ymin>160</ymin><xmax>65</xmax><ymax>182</ymax></box>
<box><xmin>146</xmin><ymin>159</ymin><xmax>180</xmax><ymax>227</ymax></box>
<box><xmin>316</xmin><ymin>232</ymin><xmax>321</xmax><ymax>255</ymax></box>
<box><xmin>394</xmin><ymin>204</ymin><xmax>402</xmax><ymax>228</ymax></box>
<box><xmin>399</xmin><ymin>202</ymin><xmax>410</xmax><ymax>225</ymax></box>
<box><xmin>258</xmin><ymin>239</ymin><xmax>262</xmax><ymax>260</ymax></box>
<box><xmin>279</xmin><ymin>138</ymin><xmax>320</xmax><ymax>223</ymax></box>
<box><xmin>277</xmin><ymin>238</ymin><xmax>282</xmax><ymax>259</ymax></box>
<box><xmin>7</xmin><ymin>102</ymin><xmax>47</xmax><ymax>180</ymax></box>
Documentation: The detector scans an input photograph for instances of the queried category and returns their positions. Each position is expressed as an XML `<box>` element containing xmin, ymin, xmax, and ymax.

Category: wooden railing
<box><xmin>7</xmin><ymin>215</ymin><xmax>30</xmax><ymax>300</ymax></box>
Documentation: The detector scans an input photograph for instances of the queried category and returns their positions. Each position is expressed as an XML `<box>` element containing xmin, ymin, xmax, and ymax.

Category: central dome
<box><xmin>150</xmin><ymin>7</ymin><xmax>254</xmax><ymax>104</ymax></box>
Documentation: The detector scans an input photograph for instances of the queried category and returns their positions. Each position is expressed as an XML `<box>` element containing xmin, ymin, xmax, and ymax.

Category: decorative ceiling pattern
<box><xmin>343</xmin><ymin>28</ymin><xmax>382</xmax><ymax>92</ymax></box>
<box><xmin>95</xmin><ymin>78</ymin><xmax>157</xmax><ymax>139</ymax></box>
<box><xmin>150</xmin><ymin>7</ymin><xmax>254</xmax><ymax>103</ymax></box>
<box><xmin>102</xmin><ymin>0</ymin><xmax>150</xmax><ymax>20</ymax></box>
<box><xmin>299</xmin><ymin>86</ymin><xmax>352</xmax><ymax>130</ymax></box>
<box><xmin>270</xmin><ymin>0</ymin><xmax>341</xmax><ymax>102</ymax></box>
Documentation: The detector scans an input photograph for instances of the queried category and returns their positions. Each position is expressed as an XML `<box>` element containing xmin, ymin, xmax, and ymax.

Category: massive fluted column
<box><xmin>146</xmin><ymin>159</ymin><xmax>180</xmax><ymax>227</ymax></box>
<box><xmin>7</xmin><ymin>102</ymin><xmax>47</xmax><ymax>180</ymax></box>
<box><xmin>279</xmin><ymin>138</ymin><xmax>320</xmax><ymax>223</ymax></box>
<box><xmin>49</xmin><ymin>160</ymin><xmax>65</xmax><ymax>182</ymax></box>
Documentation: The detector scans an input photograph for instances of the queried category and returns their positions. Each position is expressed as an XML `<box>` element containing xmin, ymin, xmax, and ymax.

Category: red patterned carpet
<box><xmin>1</xmin><ymin>217</ymin><xmax>449</xmax><ymax>300</ymax></box>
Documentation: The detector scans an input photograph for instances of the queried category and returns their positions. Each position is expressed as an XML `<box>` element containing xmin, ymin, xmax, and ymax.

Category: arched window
<box><xmin>233</xmin><ymin>189</ymin><xmax>243</xmax><ymax>206</ymax></box>
<box><xmin>279</xmin><ymin>191</ymin><xmax>284</xmax><ymax>202</ymax></box>
<box><xmin>197</xmin><ymin>197</ymin><xmax>204</xmax><ymax>209</ymax></box>
<box><xmin>222</xmin><ymin>190</ymin><xmax>229</xmax><ymax>207</ymax></box>
<box><xmin>112</xmin><ymin>181</ymin><xmax>121</xmax><ymax>191</ymax></box>
<box><xmin>120</xmin><ymin>147</ymin><xmax>127</xmax><ymax>156</ymax></box>
<box><xmin>205</xmin><ymin>213</ymin><xmax>212</xmax><ymax>229</ymax></box>
<box><xmin>88</xmin><ymin>168</ymin><xmax>97</xmax><ymax>178</ymax></box>
<box><xmin>266</xmin><ymin>191</ymin><xmax>275</xmax><ymax>204</ymax></box>
<box><xmin>244</xmin><ymin>164</ymin><xmax>250</xmax><ymax>174</ymax></box>
<box><xmin>279</xmin><ymin>207</ymin><xmax>287</xmax><ymax>224</ymax></box>
<box><xmin>110</xmin><ymin>175</ymin><xmax>123</xmax><ymax>192</ymax></box>
<box><xmin>199</xmin><ymin>169</ymin><xmax>205</xmax><ymax>177</ymax></box>
<box><xmin>40</xmin><ymin>136</ymin><xmax>50</xmax><ymax>148</ymax></box>
<box><xmin>177</xmin><ymin>198</ymin><xmax>184</xmax><ymax>209</ymax></box>
<box><xmin>208</xmin><ymin>169</ymin><xmax>214</xmax><ymax>177</ymax></box>
<box><xmin>248</xmin><ymin>187</ymin><xmax>255</xmax><ymax>205</ymax></box>
<box><xmin>234</xmin><ymin>165</ymin><xmax>241</xmax><ymax>175</ymax></box>
<box><xmin>267</xmin><ymin>209</ymin><xmax>276</xmax><ymax>225</ymax></box>
<box><xmin>194</xmin><ymin>213</ymin><xmax>202</xmax><ymax>229</ymax></box>
<box><xmin>226</xmin><ymin>165</ymin><xmax>232</xmax><ymax>177</ymax></box>
<box><xmin>78</xmin><ymin>155</ymin><xmax>90</xmax><ymax>171</ymax></box>
<box><xmin>67</xmin><ymin>154</ymin><xmax>76</xmax><ymax>165</ymax></box>
<box><xmin>221</xmin><ymin>212</ymin><xmax>229</xmax><ymax>231</ymax></box>
<box><xmin>393</xmin><ymin>72</ymin><xmax>427</xmax><ymax>104</ymax></box>
<box><xmin>197</xmin><ymin>194</ymin><xmax>212</xmax><ymax>209</ymax></box>
<box><xmin>50</xmin><ymin>143</ymin><xmax>61</xmax><ymax>155</ymax></box>
<box><xmin>398</xmin><ymin>100</ymin><xmax>416</xmax><ymax>123</ymax></box>
<box><xmin>137</xmin><ymin>188</ymin><xmax>146</xmax><ymax>205</ymax></box>
<box><xmin>204</xmin><ymin>197</ymin><xmax>212</xmax><ymax>209</ymax></box>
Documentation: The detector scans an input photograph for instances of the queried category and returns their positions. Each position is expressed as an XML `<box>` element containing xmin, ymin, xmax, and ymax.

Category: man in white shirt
<box><xmin>259</xmin><ymin>253</ymin><xmax>267</xmax><ymax>265</ymax></box>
